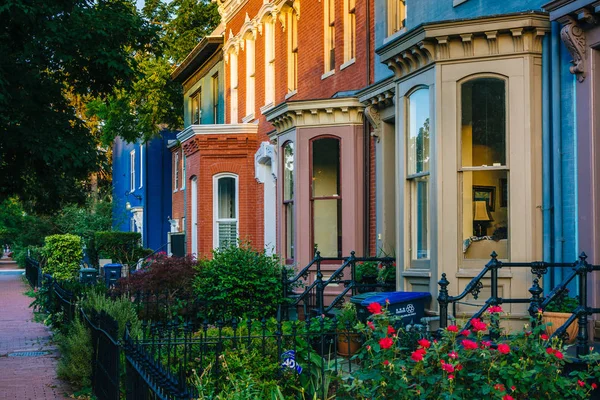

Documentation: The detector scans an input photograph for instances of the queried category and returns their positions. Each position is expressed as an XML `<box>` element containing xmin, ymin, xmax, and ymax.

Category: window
<box><xmin>229</xmin><ymin>52</ymin><xmax>238</xmax><ymax>123</ymax></box>
<box><xmin>181</xmin><ymin>153</ymin><xmax>185</xmax><ymax>190</ymax></box>
<box><xmin>214</xmin><ymin>174</ymin><xmax>238</xmax><ymax>248</ymax></box>
<box><xmin>245</xmin><ymin>38</ymin><xmax>255</xmax><ymax>118</ymax></box>
<box><xmin>344</xmin><ymin>0</ymin><xmax>356</xmax><ymax>63</ymax></box>
<box><xmin>387</xmin><ymin>0</ymin><xmax>406</xmax><ymax>36</ymax></box>
<box><xmin>192</xmin><ymin>89</ymin><xmax>201</xmax><ymax>125</ymax></box>
<box><xmin>287</xmin><ymin>11</ymin><xmax>298</xmax><ymax>92</ymax></box>
<box><xmin>311</xmin><ymin>138</ymin><xmax>341</xmax><ymax>257</ymax></box>
<box><xmin>460</xmin><ymin>77</ymin><xmax>508</xmax><ymax>259</ymax></box>
<box><xmin>174</xmin><ymin>151</ymin><xmax>179</xmax><ymax>191</ymax></box>
<box><xmin>130</xmin><ymin>150</ymin><xmax>135</xmax><ymax>192</ymax></box>
<box><xmin>212</xmin><ymin>73</ymin><xmax>219</xmax><ymax>123</ymax></box>
<box><xmin>283</xmin><ymin>142</ymin><xmax>295</xmax><ymax>261</ymax></box>
<box><xmin>324</xmin><ymin>0</ymin><xmax>336</xmax><ymax>71</ymax></box>
<box><xmin>139</xmin><ymin>144</ymin><xmax>143</xmax><ymax>189</ymax></box>
<box><xmin>407</xmin><ymin>88</ymin><xmax>430</xmax><ymax>261</ymax></box>
<box><xmin>264</xmin><ymin>19</ymin><xmax>276</xmax><ymax>106</ymax></box>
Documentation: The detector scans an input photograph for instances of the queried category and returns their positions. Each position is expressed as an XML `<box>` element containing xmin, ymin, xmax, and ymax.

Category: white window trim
<box><xmin>321</xmin><ymin>70</ymin><xmax>335</xmax><ymax>80</ymax></box>
<box><xmin>245</xmin><ymin>38</ymin><xmax>255</xmax><ymax>118</ymax></box>
<box><xmin>139</xmin><ymin>145</ymin><xmax>143</xmax><ymax>189</ymax></box>
<box><xmin>213</xmin><ymin>173</ymin><xmax>239</xmax><ymax>249</ymax></box>
<box><xmin>181</xmin><ymin>154</ymin><xmax>186</xmax><ymax>190</ymax></box>
<box><xmin>229</xmin><ymin>51</ymin><xmax>239</xmax><ymax>123</ymax></box>
<box><xmin>386</xmin><ymin>0</ymin><xmax>406</xmax><ymax>38</ymax></box>
<box><xmin>264</xmin><ymin>19</ymin><xmax>276</xmax><ymax>107</ymax></box>
<box><xmin>343</xmin><ymin>0</ymin><xmax>356</xmax><ymax>64</ymax></box>
<box><xmin>174</xmin><ymin>151</ymin><xmax>179</xmax><ymax>193</ymax></box>
<box><xmin>130</xmin><ymin>150</ymin><xmax>136</xmax><ymax>192</ymax></box>
<box><xmin>287</xmin><ymin>10</ymin><xmax>298</xmax><ymax>93</ymax></box>
<box><xmin>324</xmin><ymin>0</ymin><xmax>335</xmax><ymax>73</ymax></box>
<box><xmin>340</xmin><ymin>58</ymin><xmax>355</xmax><ymax>71</ymax></box>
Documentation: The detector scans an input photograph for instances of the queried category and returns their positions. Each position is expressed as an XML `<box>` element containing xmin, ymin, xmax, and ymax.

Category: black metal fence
<box><xmin>283</xmin><ymin>251</ymin><xmax>395</xmax><ymax>319</ymax></box>
<box><xmin>25</xmin><ymin>256</ymin><xmax>42</xmax><ymax>289</ymax></box>
<box><xmin>438</xmin><ymin>251</ymin><xmax>600</xmax><ymax>358</ymax></box>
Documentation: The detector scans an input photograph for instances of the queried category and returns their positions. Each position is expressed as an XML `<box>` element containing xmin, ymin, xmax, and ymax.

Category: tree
<box><xmin>88</xmin><ymin>0</ymin><xmax>220</xmax><ymax>145</ymax></box>
<box><xmin>0</xmin><ymin>0</ymin><xmax>157</xmax><ymax>213</ymax></box>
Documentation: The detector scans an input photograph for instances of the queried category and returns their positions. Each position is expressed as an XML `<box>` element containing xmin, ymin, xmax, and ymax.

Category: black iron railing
<box><xmin>25</xmin><ymin>256</ymin><xmax>42</xmax><ymax>289</ymax></box>
<box><xmin>438</xmin><ymin>251</ymin><xmax>600</xmax><ymax>358</ymax></box>
<box><xmin>283</xmin><ymin>251</ymin><xmax>395</xmax><ymax>318</ymax></box>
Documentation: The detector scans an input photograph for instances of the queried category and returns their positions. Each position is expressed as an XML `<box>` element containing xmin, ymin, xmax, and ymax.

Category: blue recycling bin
<box><xmin>103</xmin><ymin>263</ymin><xmax>123</xmax><ymax>287</ymax></box>
<box><xmin>351</xmin><ymin>291</ymin><xmax>431</xmax><ymax>325</ymax></box>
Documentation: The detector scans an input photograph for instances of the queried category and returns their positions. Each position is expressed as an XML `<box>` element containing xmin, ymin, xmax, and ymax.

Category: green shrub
<box><xmin>42</xmin><ymin>234</ymin><xmax>83</xmax><ymax>280</ymax></box>
<box><xmin>95</xmin><ymin>231</ymin><xmax>146</xmax><ymax>267</ymax></box>
<box><xmin>55</xmin><ymin>318</ymin><xmax>92</xmax><ymax>389</ymax></box>
<box><xmin>194</xmin><ymin>243</ymin><xmax>284</xmax><ymax>320</ymax></box>
<box><xmin>81</xmin><ymin>290</ymin><xmax>141</xmax><ymax>338</ymax></box>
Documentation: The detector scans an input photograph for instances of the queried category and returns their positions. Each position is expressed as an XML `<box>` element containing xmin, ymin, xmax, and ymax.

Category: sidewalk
<box><xmin>0</xmin><ymin>271</ymin><xmax>72</xmax><ymax>399</ymax></box>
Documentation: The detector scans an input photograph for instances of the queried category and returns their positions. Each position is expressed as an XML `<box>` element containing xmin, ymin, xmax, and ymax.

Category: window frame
<box><xmin>139</xmin><ymin>144</ymin><xmax>143</xmax><ymax>189</ymax></box>
<box><xmin>324</xmin><ymin>0</ymin><xmax>336</xmax><ymax>73</ymax></box>
<box><xmin>229</xmin><ymin>51</ymin><xmax>239</xmax><ymax>123</ymax></box>
<box><xmin>264</xmin><ymin>18</ymin><xmax>276</xmax><ymax>107</ymax></box>
<box><xmin>212</xmin><ymin>173</ymin><xmax>240</xmax><ymax>249</ymax></box>
<box><xmin>130</xmin><ymin>150</ymin><xmax>136</xmax><ymax>192</ymax></box>
<box><xmin>287</xmin><ymin>10</ymin><xmax>298</xmax><ymax>93</ymax></box>
<box><xmin>310</xmin><ymin>136</ymin><xmax>342</xmax><ymax>258</ymax></box>
<box><xmin>343</xmin><ymin>0</ymin><xmax>356</xmax><ymax>63</ymax></box>
<box><xmin>245</xmin><ymin>37</ymin><xmax>255</xmax><ymax>119</ymax></box>
<box><xmin>212</xmin><ymin>73</ymin><xmax>219</xmax><ymax>124</ymax></box>
<box><xmin>282</xmin><ymin>141</ymin><xmax>295</xmax><ymax>263</ymax></box>
<box><xmin>387</xmin><ymin>0</ymin><xmax>406</xmax><ymax>37</ymax></box>
<box><xmin>191</xmin><ymin>88</ymin><xmax>202</xmax><ymax>125</ymax></box>
<box><xmin>174</xmin><ymin>151</ymin><xmax>179</xmax><ymax>192</ymax></box>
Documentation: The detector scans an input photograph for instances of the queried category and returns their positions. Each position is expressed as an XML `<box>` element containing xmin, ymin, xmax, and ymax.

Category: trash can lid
<box><xmin>359</xmin><ymin>291</ymin><xmax>431</xmax><ymax>307</ymax></box>
<box><xmin>104</xmin><ymin>263</ymin><xmax>123</xmax><ymax>268</ymax></box>
<box><xmin>350</xmin><ymin>292</ymin><xmax>381</xmax><ymax>304</ymax></box>
<box><xmin>79</xmin><ymin>268</ymin><xmax>97</xmax><ymax>272</ymax></box>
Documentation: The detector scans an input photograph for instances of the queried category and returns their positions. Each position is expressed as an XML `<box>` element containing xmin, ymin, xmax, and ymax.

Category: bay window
<box><xmin>214</xmin><ymin>174</ymin><xmax>238</xmax><ymax>249</ymax></box>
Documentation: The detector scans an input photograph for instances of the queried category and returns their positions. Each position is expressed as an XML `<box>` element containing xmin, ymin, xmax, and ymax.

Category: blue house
<box><xmin>358</xmin><ymin>0</ymin><xmax>578</xmax><ymax>319</ymax></box>
<box><xmin>112</xmin><ymin>130</ymin><xmax>176</xmax><ymax>252</ymax></box>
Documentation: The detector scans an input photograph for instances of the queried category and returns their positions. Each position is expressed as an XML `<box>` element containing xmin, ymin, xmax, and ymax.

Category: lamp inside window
<box><xmin>473</xmin><ymin>200</ymin><xmax>493</xmax><ymax>237</ymax></box>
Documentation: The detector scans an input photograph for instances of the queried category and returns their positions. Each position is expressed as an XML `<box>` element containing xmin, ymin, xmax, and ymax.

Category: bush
<box><xmin>55</xmin><ymin>318</ymin><xmax>92</xmax><ymax>389</ymax></box>
<box><xmin>42</xmin><ymin>234</ymin><xmax>83</xmax><ymax>280</ymax></box>
<box><xmin>81</xmin><ymin>290</ymin><xmax>141</xmax><ymax>338</ymax></box>
<box><xmin>95</xmin><ymin>231</ymin><xmax>146</xmax><ymax>267</ymax></box>
<box><xmin>194</xmin><ymin>243</ymin><xmax>284</xmax><ymax>320</ymax></box>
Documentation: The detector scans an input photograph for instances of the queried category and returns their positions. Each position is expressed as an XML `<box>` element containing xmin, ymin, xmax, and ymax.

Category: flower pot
<box><xmin>543</xmin><ymin>311</ymin><xmax>578</xmax><ymax>344</ymax></box>
<box><xmin>336</xmin><ymin>332</ymin><xmax>362</xmax><ymax>357</ymax></box>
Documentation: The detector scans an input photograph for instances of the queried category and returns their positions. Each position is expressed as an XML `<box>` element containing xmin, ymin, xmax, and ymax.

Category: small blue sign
<box><xmin>281</xmin><ymin>350</ymin><xmax>302</xmax><ymax>374</ymax></box>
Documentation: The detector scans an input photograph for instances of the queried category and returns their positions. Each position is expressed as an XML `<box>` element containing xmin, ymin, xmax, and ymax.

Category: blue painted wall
<box><xmin>112</xmin><ymin>130</ymin><xmax>176</xmax><ymax>251</ymax></box>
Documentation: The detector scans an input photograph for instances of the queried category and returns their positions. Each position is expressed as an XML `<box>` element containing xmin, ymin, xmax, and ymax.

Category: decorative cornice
<box><xmin>264</xmin><ymin>97</ymin><xmax>365</xmax><ymax>134</ymax></box>
<box><xmin>357</xmin><ymin>77</ymin><xmax>395</xmax><ymax>109</ymax></box>
<box><xmin>377</xmin><ymin>13</ymin><xmax>550</xmax><ymax>80</ymax></box>
<box><xmin>177</xmin><ymin>123</ymin><xmax>259</xmax><ymax>143</ymax></box>
<box><xmin>560</xmin><ymin>16</ymin><xmax>587</xmax><ymax>82</ymax></box>
<box><xmin>254</xmin><ymin>141</ymin><xmax>277</xmax><ymax>182</ymax></box>
<box><xmin>364</xmin><ymin>106</ymin><xmax>382</xmax><ymax>143</ymax></box>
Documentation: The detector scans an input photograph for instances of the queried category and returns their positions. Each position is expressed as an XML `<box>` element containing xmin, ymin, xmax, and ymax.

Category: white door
<box><xmin>191</xmin><ymin>177</ymin><xmax>198</xmax><ymax>256</ymax></box>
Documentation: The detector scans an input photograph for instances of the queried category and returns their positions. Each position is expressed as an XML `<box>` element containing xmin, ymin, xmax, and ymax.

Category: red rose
<box><xmin>448</xmin><ymin>351</ymin><xmax>458</xmax><ymax>359</ymax></box>
<box><xmin>462</xmin><ymin>339</ymin><xmax>478</xmax><ymax>350</ymax></box>
<box><xmin>447</xmin><ymin>325</ymin><xmax>459</xmax><ymax>332</ymax></box>
<box><xmin>455</xmin><ymin>364</ymin><xmax>463</xmax><ymax>371</ymax></box>
<box><xmin>367</xmin><ymin>321</ymin><xmax>375</xmax><ymax>330</ymax></box>
<box><xmin>471</xmin><ymin>318</ymin><xmax>487</xmax><ymax>332</ymax></box>
<box><xmin>546</xmin><ymin>348</ymin><xmax>555</xmax><ymax>355</ymax></box>
<box><xmin>448</xmin><ymin>374</ymin><xmax>455</xmax><ymax>380</ymax></box>
<box><xmin>578</xmin><ymin>380</ymin><xmax>586</xmax><ymax>387</ymax></box>
<box><xmin>503</xmin><ymin>395</ymin><xmax>514</xmax><ymax>400</ymax></box>
<box><xmin>497</xmin><ymin>344</ymin><xmax>510</xmax><ymax>354</ymax></box>
<box><xmin>367</xmin><ymin>302</ymin><xmax>382</xmax><ymax>314</ymax></box>
<box><xmin>460</xmin><ymin>330</ymin><xmax>471</xmax><ymax>336</ymax></box>
<box><xmin>379</xmin><ymin>337</ymin><xmax>393</xmax><ymax>349</ymax></box>
<box><xmin>494</xmin><ymin>383</ymin><xmax>506</xmax><ymax>392</ymax></box>
<box><xmin>418</xmin><ymin>338</ymin><xmax>431</xmax><ymax>349</ymax></box>
<box><xmin>481</xmin><ymin>340</ymin><xmax>492</xmax><ymax>348</ymax></box>
<box><xmin>592</xmin><ymin>383</ymin><xmax>598</xmax><ymax>390</ymax></box>
<box><xmin>387</xmin><ymin>325</ymin><xmax>396</xmax><ymax>335</ymax></box>
<box><xmin>540</xmin><ymin>333</ymin><xmax>549</xmax><ymax>340</ymax></box>
<box><xmin>554</xmin><ymin>351</ymin><xmax>564</xmax><ymax>359</ymax></box>
<box><xmin>442</xmin><ymin>363</ymin><xmax>455</xmax><ymax>373</ymax></box>
<box><xmin>383</xmin><ymin>360</ymin><xmax>390</xmax><ymax>366</ymax></box>
<box><xmin>487</xmin><ymin>305</ymin><xmax>503</xmax><ymax>314</ymax></box>
<box><xmin>411</xmin><ymin>349</ymin><xmax>425</xmax><ymax>362</ymax></box>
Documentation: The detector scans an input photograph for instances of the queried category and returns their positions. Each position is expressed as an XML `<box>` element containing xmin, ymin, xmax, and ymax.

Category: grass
<box><xmin>33</xmin><ymin>311</ymin><xmax>48</xmax><ymax>324</ymax></box>
<box><xmin>23</xmin><ymin>288</ymin><xmax>36</xmax><ymax>298</ymax></box>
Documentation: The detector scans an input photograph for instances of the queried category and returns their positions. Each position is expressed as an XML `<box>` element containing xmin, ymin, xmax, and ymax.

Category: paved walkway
<box><xmin>0</xmin><ymin>270</ymin><xmax>72</xmax><ymax>399</ymax></box>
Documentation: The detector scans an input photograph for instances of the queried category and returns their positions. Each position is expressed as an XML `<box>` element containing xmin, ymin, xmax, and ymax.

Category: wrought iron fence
<box><xmin>25</xmin><ymin>256</ymin><xmax>43</xmax><ymax>289</ymax></box>
<box><xmin>438</xmin><ymin>251</ymin><xmax>600</xmax><ymax>358</ymax></box>
<box><xmin>283</xmin><ymin>251</ymin><xmax>395</xmax><ymax>319</ymax></box>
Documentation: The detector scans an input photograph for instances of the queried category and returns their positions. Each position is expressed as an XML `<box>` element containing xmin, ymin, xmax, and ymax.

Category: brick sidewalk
<box><xmin>0</xmin><ymin>275</ymin><xmax>72</xmax><ymax>399</ymax></box>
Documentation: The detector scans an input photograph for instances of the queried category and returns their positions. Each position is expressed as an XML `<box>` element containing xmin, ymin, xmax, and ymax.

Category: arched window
<box><xmin>283</xmin><ymin>142</ymin><xmax>294</xmax><ymax>261</ymax></box>
<box><xmin>213</xmin><ymin>174</ymin><xmax>239</xmax><ymax>249</ymax></box>
<box><xmin>460</xmin><ymin>77</ymin><xmax>509</xmax><ymax>259</ymax></box>
<box><xmin>407</xmin><ymin>87</ymin><xmax>430</xmax><ymax>261</ymax></box>
<box><xmin>311</xmin><ymin>137</ymin><xmax>341</xmax><ymax>257</ymax></box>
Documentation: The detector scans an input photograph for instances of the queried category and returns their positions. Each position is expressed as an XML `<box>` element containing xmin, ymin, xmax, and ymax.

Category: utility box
<box><xmin>351</xmin><ymin>291</ymin><xmax>431</xmax><ymax>325</ymax></box>
<box><xmin>103</xmin><ymin>263</ymin><xmax>123</xmax><ymax>287</ymax></box>
<box><xmin>79</xmin><ymin>268</ymin><xmax>98</xmax><ymax>284</ymax></box>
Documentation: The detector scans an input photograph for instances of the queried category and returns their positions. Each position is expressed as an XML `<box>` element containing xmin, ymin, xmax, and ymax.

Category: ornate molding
<box><xmin>364</xmin><ymin>106</ymin><xmax>382</xmax><ymax>143</ymax></box>
<box><xmin>560</xmin><ymin>16</ymin><xmax>587</xmax><ymax>82</ymax></box>
<box><xmin>254</xmin><ymin>141</ymin><xmax>277</xmax><ymax>182</ymax></box>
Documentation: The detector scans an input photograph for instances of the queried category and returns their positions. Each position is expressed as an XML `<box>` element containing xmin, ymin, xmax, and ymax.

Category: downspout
<box><xmin>183</xmin><ymin>149</ymin><xmax>187</xmax><ymax>254</ymax></box>
<box><xmin>143</xmin><ymin>141</ymin><xmax>148</xmax><ymax>249</ymax></box>
<box><xmin>542</xmin><ymin>34</ymin><xmax>552</xmax><ymax>294</ymax></box>
<box><xmin>551</xmin><ymin>21</ymin><xmax>563</xmax><ymax>285</ymax></box>
<box><xmin>363</xmin><ymin>0</ymin><xmax>372</xmax><ymax>256</ymax></box>
<box><xmin>366</xmin><ymin>0</ymin><xmax>371</xmax><ymax>87</ymax></box>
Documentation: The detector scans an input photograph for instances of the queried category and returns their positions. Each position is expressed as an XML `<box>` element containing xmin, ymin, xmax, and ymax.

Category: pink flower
<box><xmin>367</xmin><ymin>302</ymin><xmax>382</xmax><ymax>314</ymax></box>
<box><xmin>442</xmin><ymin>363</ymin><xmax>455</xmax><ymax>373</ymax></box>
<box><xmin>448</xmin><ymin>351</ymin><xmax>458</xmax><ymax>359</ymax></box>
<box><xmin>379</xmin><ymin>337</ymin><xmax>393</xmax><ymax>349</ymax></box>
<box><xmin>417</xmin><ymin>338</ymin><xmax>431</xmax><ymax>349</ymax></box>
<box><xmin>447</xmin><ymin>325</ymin><xmax>459</xmax><ymax>332</ymax></box>
<box><xmin>366</xmin><ymin>345</ymin><xmax>371</xmax><ymax>351</ymax></box>
<box><xmin>411</xmin><ymin>348</ymin><xmax>426</xmax><ymax>362</ymax></box>
<box><xmin>367</xmin><ymin>321</ymin><xmax>375</xmax><ymax>330</ymax></box>
<box><xmin>387</xmin><ymin>325</ymin><xmax>396</xmax><ymax>335</ymax></box>
<box><xmin>578</xmin><ymin>380</ymin><xmax>586</xmax><ymax>387</ymax></box>
<box><xmin>471</xmin><ymin>318</ymin><xmax>487</xmax><ymax>332</ymax></box>
<box><xmin>540</xmin><ymin>333</ymin><xmax>549</xmax><ymax>340</ymax></box>
<box><xmin>511</xmin><ymin>386</ymin><xmax>516</xmax><ymax>391</ymax></box>
<box><xmin>462</xmin><ymin>339</ymin><xmax>478</xmax><ymax>350</ymax></box>
<box><xmin>497</xmin><ymin>344</ymin><xmax>510</xmax><ymax>354</ymax></box>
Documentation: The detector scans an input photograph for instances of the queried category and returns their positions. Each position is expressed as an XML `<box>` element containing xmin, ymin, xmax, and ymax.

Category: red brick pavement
<box><xmin>0</xmin><ymin>274</ymin><xmax>72</xmax><ymax>399</ymax></box>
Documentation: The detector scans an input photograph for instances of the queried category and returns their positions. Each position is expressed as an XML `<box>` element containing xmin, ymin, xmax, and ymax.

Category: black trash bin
<box><xmin>79</xmin><ymin>268</ymin><xmax>98</xmax><ymax>284</ymax></box>
<box><xmin>351</xmin><ymin>291</ymin><xmax>431</xmax><ymax>325</ymax></box>
<box><xmin>103</xmin><ymin>263</ymin><xmax>123</xmax><ymax>287</ymax></box>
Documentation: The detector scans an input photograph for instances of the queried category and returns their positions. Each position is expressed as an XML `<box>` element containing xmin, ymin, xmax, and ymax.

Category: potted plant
<box><xmin>376</xmin><ymin>261</ymin><xmax>396</xmax><ymax>292</ymax></box>
<box><xmin>355</xmin><ymin>262</ymin><xmax>379</xmax><ymax>293</ymax></box>
<box><xmin>543</xmin><ymin>288</ymin><xmax>579</xmax><ymax>343</ymax></box>
<box><xmin>336</xmin><ymin>302</ymin><xmax>362</xmax><ymax>357</ymax></box>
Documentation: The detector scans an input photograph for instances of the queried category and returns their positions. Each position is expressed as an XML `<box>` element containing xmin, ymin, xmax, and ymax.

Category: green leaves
<box><xmin>42</xmin><ymin>233</ymin><xmax>83</xmax><ymax>280</ymax></box>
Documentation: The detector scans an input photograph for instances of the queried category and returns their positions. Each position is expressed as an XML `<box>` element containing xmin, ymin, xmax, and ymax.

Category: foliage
<box><xmin>55</xmin><ymin>318</ymin><xmax>93</xmax><ymax>389</ymax></box>
<box><xmin>545</xmin><ymin>288</ymin><xmax>580</xmax><ymax>313</ymax></box>
<box><xmin>54</xmin><ymin>199</ymin><xmax>113</xmax><ymax>267</ymax></box>
<box><xmin>95</xmin><ymin>231</ymin><xmax>147</xmax><ymax>267</ymax></box>
<box><xmin>80</xmin><ymin>290</ymin><xmax>141</xmax><ymax>338</ymax></box>
<box><xmin>342</xmin><ymin>306</ymin><xmax>599</xmax><ymax>400</ymax></box>
<box><xmin>336</xmin><ymin>302</ymin><xmax>359</xmax><ymax>331</ymax></box>
<box><xmin>42</xmin><ymin>234</ymin><xmax>83</xmax><ymax>281</ymax></box>
<box><xmin>0</xmin><ymin>0</ymin><xmax>157</xmax><ymax>212</ymax></box>
<box><xmin>194</xmin><ymin>243</ymin><xmax>284</xmax><ymax>320</ymax></box>
<box><xmin>355</xmin><ymin>262</ymin><xmax>379</xmax><ymax>282</ymax></box>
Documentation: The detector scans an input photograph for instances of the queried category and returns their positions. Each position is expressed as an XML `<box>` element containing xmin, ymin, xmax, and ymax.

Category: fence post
<box><xmin>315</xmin><ymin>251</ymin><xmax>324</xmax><ymax>315</ymax></box>
<box><xmin>528</xmin><ymin>278</ymin><xmax>543</xmax><ymax>328</ymax></box>
<box><xmin>349</xmin><ymin>251</ymin><xmax>356</xmax><ymax>296</ymax></box>
<box><xmin>281</xmin><ymin>268</ymin><xmax>289</xmax><ymax>320</ymax></box>
<box><xmin>438</xmin><ymin>273</ymin><xmax>450</xmax><ymax>330</ymax></box>
<box><xmin>576</xmin><ymin>252</ymin><xmax>590</xmax><ymax>358</ymax></box>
